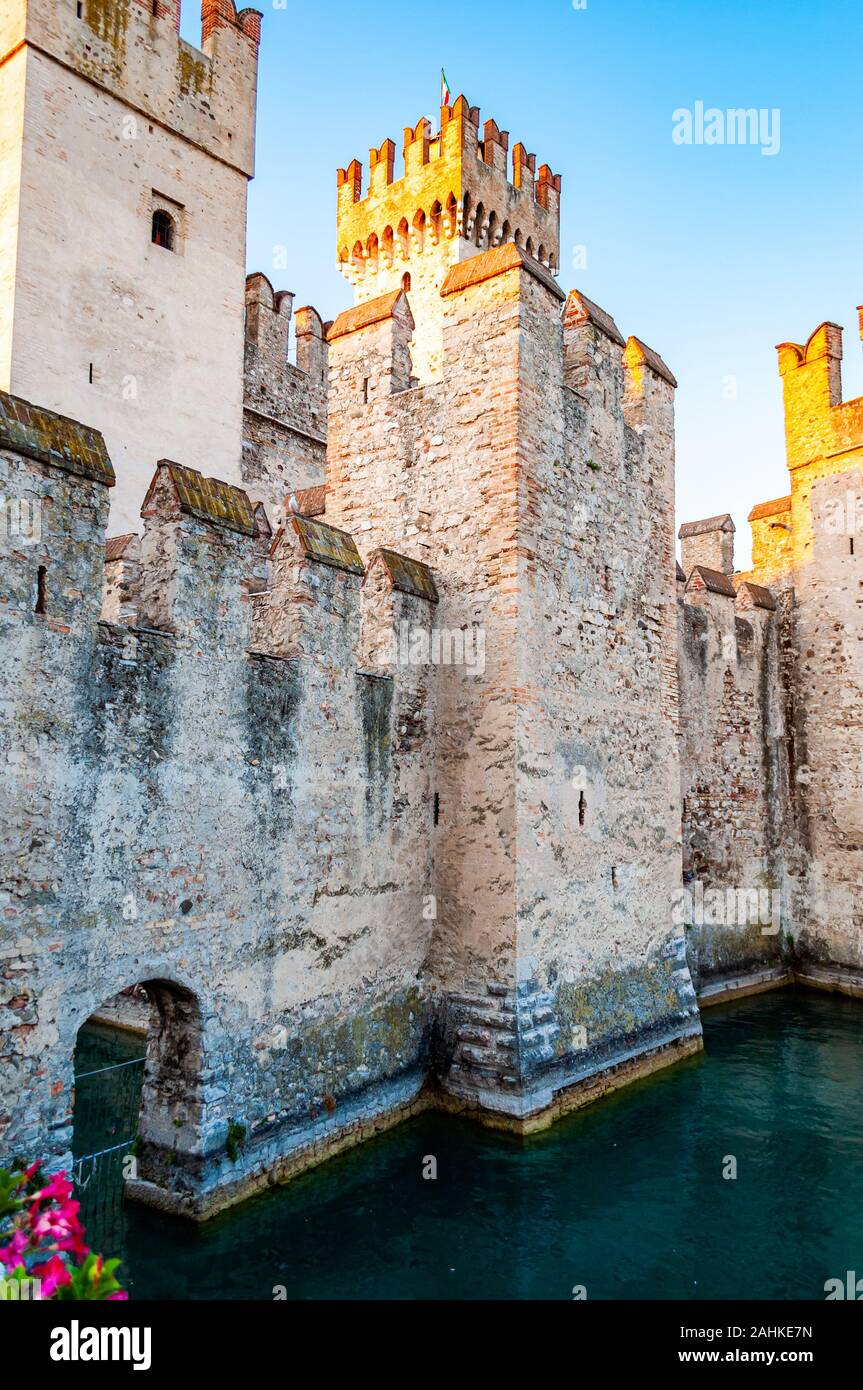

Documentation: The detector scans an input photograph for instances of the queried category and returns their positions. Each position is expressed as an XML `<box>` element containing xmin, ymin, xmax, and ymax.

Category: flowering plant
<box><xmin>0</xmin><ymin>1160</ymin><xmax>127</xmax><ymax>1300</ymax></box>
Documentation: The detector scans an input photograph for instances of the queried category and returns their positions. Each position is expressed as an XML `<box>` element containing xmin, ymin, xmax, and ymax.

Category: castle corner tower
<box><xmin>745</xmin><ymin>308</ymin><xmax>863</xmax><ymax>977</ymax></box>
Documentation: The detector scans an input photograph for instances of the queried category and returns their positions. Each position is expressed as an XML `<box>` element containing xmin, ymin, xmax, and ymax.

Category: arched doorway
<box><xmin>71</xmin><ymin>979</ymin><xmax>204</xmax><ymax>1248</ymax></box>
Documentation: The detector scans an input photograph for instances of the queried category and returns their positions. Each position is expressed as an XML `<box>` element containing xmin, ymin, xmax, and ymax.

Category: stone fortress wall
<box><xmin>241</xmin><ymin>273</ymin><xmax>328</xmax><ymax>522</ymax></box>
<box><xmin>0</xmin><ymin>391</ymin><xmax>440</xmax><ymax>1216</ymax></box>
<box><xmin>676</xmin><ymin>306</ymin><xmax>863</xmax><ymax>1001</ymax></box>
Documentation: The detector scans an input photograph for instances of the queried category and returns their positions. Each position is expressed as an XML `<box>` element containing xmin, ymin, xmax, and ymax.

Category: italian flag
<box><xmin>441</xmin><ymin>69</ymin><xmax>452</xmax><ymax>107</ymax></box>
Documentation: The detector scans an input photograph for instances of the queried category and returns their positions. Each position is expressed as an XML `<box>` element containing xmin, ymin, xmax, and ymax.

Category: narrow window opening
<box><xmin>35</xmin><ymin>566</ymin><xmax>47</xmax><ymax>616</ymax></box>
<box><xmin>362</xmin><ymin>377</ymin><xmax>369</xmax><ymax>403</ymax></box>
<box><xmin>151</xmin><ymin>209</ymin><xmax>175</xmax><ymax>252</ymax></box>
<box><xmin>76</xmin><ymin>2</ymin><xmax>83</xmax><ymax>17</ymax></box>
<box><xmin>402</xmin><ymin>271</ymin><xmax>411</xmax><ymax>292</ymax></box>
<box><xmin>611</xmin><ymin>866</ymin><xmax>619</xmax><ymax>891</ymax></box>
<box><xmin>578</xmin><ymin>790</ymin><xmax>586</xmax><ymax>827</ymax></box>
<box><xmin>433</xmin><ymin>792</ymin><xmax>440</xmax><ymax>827</ymax></box>
<box><xmin>88</xmin><ymin>362</ymin><xmax>94</xmax><ymax>385</ymax></box>
<box><xmin>851</xmin><ymin>537</ymin><xmax>855</xmax><ymax>556</ymax></box>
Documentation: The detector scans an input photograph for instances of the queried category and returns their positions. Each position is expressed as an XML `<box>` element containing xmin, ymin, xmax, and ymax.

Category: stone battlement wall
<box><xmin>337</xmin><ymin>96</ymin><xmax>560</xmax><ymax>275</ymax></box>
<box><xmin>241</xmin><ymin>273</ymin><xmax>328</xmax><ymax>519</ymax></box>
<box><xmin>740</xmin><ymin>305</ymin><xmax>863</xmax><ymax>990</ymax></box>
<box><xmin>336</xmin><ymin>96</ymin><xmax>561</xmax><ymax>383</ymax></box>
<box><xmin>0</xmin><ymin>391</ymin><xmax>439</xmax><ymax>1213</ymax></box>
<box><xmin>777</xmin><ymin>318</ymin><xmax>863</xmax><ymax>476</ymax></box>
<box><xmin>677</xmin><ymin>295</ymin><xmax>863</xmax><ymax>1001</ymax></box>
<box><xmin>677</xmin><ymin>562</ymin><xmax>798</xmax><ymax>994</ymax></box>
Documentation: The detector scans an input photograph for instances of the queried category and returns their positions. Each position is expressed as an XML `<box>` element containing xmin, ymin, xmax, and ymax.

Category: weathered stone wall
<box><xmin>506</xmin><ymin>287</ymin><xmax>702</xmax><ymax>1113</ymax></box>
<box><xmin>682</xmin><ymin>306</ymin><xmax>863</xmax><ymax>1000</ymax></box>
<box><xmin>786</xmin><ymin>467</ymin><xmax>863</xmax><ymax>982</ymax></box>
<box><xmin>102</xmin><ymin>532</ymin><xmax>141</xmax><ymax>624</ymax></box>
<box><xmin>325</xmin><ymin>248</ymin><xmax>702</xmax><ymax>1122</ymax></box>
<box><xmin>679</xmin><ymin>514</ymin><xmax>735</xmax><ymax>577</ymax></box>
<box><xmin>744</xmin><ymin>311</ymin><xmax>863</xmax><ymax>990</ymax></box>
<box><xmin>242</xmin><ymin>274</ymin><xmax>328</xmax><ymax>516</ymax></box>
<box><xmin>0</xmin><ymin>393</ymin><xmax>438</xmax><ymax>1217</ymax></box>
<box><xmin>0</xmin><ymin>0</ymin><xmax>261</xmax><ymax>534</ymax></box>
<box><xmin>326</xmin><ymin>264</ymin><xmax>528</xmax><ymax>1099</ymax></box>
<box><xmin>745</xmin><ymin>496</ymin><xmax>793</xmax><ymax>589</ymax></box>
<box><xmin>677</xmin><ymin>567</ymin><xmax>795</xmax><ymax>994</ymax></box>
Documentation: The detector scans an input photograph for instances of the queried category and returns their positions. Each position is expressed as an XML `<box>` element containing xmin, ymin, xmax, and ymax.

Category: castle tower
<box><xmin>747</xmin><ymin>307</ymin><xmax>863</xmax><ymax>979</ymax></box>
<box><xmin>326</xmin><ymin>102</ymin><xmax>700</xmax><ymax>1125</ymax></box>
<box><xmin>0</xmin><ymin>0</ymin><xmax>263</xmax><ymax>533</ymax></box>
<box><xmin>336</xmin><ymin>96</ymin><xmax>561</xmax><ymax>382</ymax></box>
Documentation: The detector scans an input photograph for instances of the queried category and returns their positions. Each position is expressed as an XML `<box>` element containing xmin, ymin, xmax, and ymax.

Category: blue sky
<box><xmin>184</xmin><ymin>0</ymin><xmax>862</xmax><ymax>566</ymax></box>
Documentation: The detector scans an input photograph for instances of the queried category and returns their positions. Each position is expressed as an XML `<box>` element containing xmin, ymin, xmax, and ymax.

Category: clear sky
<box><xmin>184</xmin><ymin>0</ymin><xmax>862</xmax><ymax>567</ymax></box>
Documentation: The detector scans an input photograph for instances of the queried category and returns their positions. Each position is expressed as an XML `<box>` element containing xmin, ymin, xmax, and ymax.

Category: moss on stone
<box><xmin>177</xmin><ymin>45</ymin><xmax>212</xmax><ymax>99</ymax></box>
<box><xmin>555</xmin><ymin>961</ymin><xmax>684</xmax><ymax>1054</ymax></box>
<box><xmin>84</xmin><ymin>0</ymin><xmax>130</xmax><ymax>53</ymax></box>
<box><xmin>357</xmin><ymin>675</ymin><xmax>393</xmax><ymax>826</ymax></box>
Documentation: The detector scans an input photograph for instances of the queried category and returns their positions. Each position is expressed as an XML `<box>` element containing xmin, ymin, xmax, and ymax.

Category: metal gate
<box><xmin>72</xmin><ymin>1048</ymin><xmax>146</xmax><ymax>1254</ymax></box>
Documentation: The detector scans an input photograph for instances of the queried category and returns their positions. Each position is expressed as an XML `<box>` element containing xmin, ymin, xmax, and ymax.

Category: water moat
<box><xmin>76</xmin><ymin>989</ymin><xmax>863</xmax><ymax>1301</ymax></box>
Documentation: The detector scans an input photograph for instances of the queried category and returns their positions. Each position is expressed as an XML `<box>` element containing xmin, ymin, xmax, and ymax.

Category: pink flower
<box><xmin>30</xmin><ymin>1196</ymin><xmax>88</xmax><ymax>1260</ymax></box>
<box><xmin>0</xmin><ymin>1227</ymin><xmax>29</xmax><ymax>1265</ymax></box>
<box><xmin>4</xmin><ymin>1160</ymin><xmax>126</xmax><ymax>1300</ymax></box>
<box><xmin>28</xmin><ymin>1171</ymin><xmax>74</xmax><ymax>1210</ymax></box>
<box><xmin>31</xmin><ymin>1254</ymin><xmax>72</xmax><ymax>1298</ymax></box>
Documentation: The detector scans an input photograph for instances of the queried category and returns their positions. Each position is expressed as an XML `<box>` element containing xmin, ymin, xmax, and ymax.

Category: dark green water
<box><xmin>75</xmin><ymin>990</ymin><xmax>863</xmax><ymax>1300</ymax></box>
<box><xmin>74</xmin><ymin>1022</ymin><xmax>146</xmax><ymax>1159</ymax></box>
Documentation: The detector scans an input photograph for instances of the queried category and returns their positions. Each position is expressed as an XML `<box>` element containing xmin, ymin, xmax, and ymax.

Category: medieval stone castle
<box><xmin>0</xmin><ymin>1</ymin><xmax>860</xmax><ymax>1218</ymax></box>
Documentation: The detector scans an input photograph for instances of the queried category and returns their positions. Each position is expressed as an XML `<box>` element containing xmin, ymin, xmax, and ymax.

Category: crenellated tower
<box><xmin>327</xmin><ymin>100</ymin><xmax>700</xmax><ymax>1125</ymax></box>
<box><xmin>336</xmin><ymin>96</ymin><xmax>561</xmax><ymax>382</ymax></box>
<box><xmin>746</xmin><ymin>306</ymin><xmax>863</xmax><ymax>977</ymax></box>
<box><xmin>0</xmin><ymin>0</ymin><xmax>263</xmax><ymax>533</ymax></box>
<box><xmin>693</xmin><ymin>302</ymin><xmax>863</xmax><ymax>990</ymax></box>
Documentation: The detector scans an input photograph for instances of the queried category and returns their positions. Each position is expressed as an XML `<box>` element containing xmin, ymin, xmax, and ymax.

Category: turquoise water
<box><xmin>76</xmin><ymin>990</ymin><xmax>863</xmax><ymax>1300</ymax></box>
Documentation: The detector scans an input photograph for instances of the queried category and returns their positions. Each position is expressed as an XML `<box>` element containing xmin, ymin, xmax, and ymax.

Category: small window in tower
<box><xmin>35</xmin><ymin>566</ymin><xmax>48</xmax><ymax>616</ymax></box>
<box><xmin>150</xmin><ymin>193</ymin><xmax>184</xmax><ymax>253</ymax></box>
<box><xmin>76</xmin><ymin>2</ymin><xmax>83</xmax><ymax>17</ymax></box>
<box><xmin>402</xmin><ymin>272</ymin><xmax>411</xmax><ymax>292</ymax></box>
<box><xmin>152</xmin><ymin>209</ymin><xmax>175</xmax><ymax>251</ymax></box>
<box><xmin>578</xmin><ymin>790</ymin><xmax>586</xmax><ymax>827</ymax></box>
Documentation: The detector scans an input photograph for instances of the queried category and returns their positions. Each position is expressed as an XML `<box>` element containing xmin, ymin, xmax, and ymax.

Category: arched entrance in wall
<box><xmin>71</xmin><ymin>978</ymin><xmax>204</xmax><ymax>1249</ymax></box>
